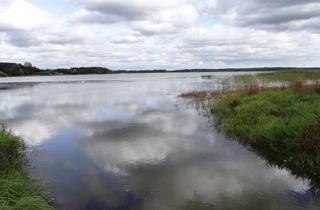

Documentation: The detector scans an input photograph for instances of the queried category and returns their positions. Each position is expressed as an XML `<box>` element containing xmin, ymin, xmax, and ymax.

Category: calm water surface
<box><xmin>0</xmin><ymin>73</ymin><xmax>319</xmax><ymax>210</ymax></box>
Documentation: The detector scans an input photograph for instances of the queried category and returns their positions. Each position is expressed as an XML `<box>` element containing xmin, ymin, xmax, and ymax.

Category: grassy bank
<box><xmin>182</xmin><ymin>70</ymin><xmax>320</xmax><ymax>188</ymax></box>
<box><xmin>235</xmin><ymin>70</ymin><xmax>320</xmax><ymax>84</ymax></box>
<box><xmin>0</xmin><ymin>125</ymin><xmax>54</xmax><ymax>210</ymax></box>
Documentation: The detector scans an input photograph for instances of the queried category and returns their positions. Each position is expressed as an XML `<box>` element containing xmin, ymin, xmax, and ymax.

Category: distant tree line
<box><xmin>0</xmin><ymin>63</ymin><xmax>112</xmax><ymax>77</ymax></box>
<box><xmin>54</xmin><ymin>67</ymin><xmax>112</xmax><ymax>75</ymax></box>
<box><xmin>0</xmin><ymin>62</ymin><xmax>319</xmax><ymax>77</ymax></box>
<box><xmin>0</xmin><ymin>63</ymin><xmax>42</xmax><ymax>76</ymax></box>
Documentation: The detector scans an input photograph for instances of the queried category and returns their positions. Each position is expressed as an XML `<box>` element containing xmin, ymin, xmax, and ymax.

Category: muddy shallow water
<box><xmin>0</xmin><ymin>73</ymin><xmax>319</xmax><ymax>210</ymax></box>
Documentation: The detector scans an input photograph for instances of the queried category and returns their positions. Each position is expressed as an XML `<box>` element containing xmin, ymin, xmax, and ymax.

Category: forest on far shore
<box><xmin>1</xmin><ymin>62</ymin><xmax>320</xmax><ymax>77</ymax></box>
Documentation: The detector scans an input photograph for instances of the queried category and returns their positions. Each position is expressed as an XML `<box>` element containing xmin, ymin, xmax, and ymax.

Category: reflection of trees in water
<box><xmin>0</xmin><ymin>82</ymin><xmax>36</xmax><ymax>90</ymax></box>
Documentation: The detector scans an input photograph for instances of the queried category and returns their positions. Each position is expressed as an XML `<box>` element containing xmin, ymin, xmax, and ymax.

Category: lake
<box><xmin>0</xmin><ymin>73</ymin><xmax>319</xmax><ymax>210</ymax></box>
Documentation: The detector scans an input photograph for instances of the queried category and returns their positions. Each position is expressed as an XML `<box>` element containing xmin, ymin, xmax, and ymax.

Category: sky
<box><xmin>0</xmin><ymin>0</ymin><xmax>320</xmax><ymax>70</ymax></box>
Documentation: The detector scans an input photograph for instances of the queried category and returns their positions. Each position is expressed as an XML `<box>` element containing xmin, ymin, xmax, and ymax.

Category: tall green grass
<box><xmin>0</xmin><ymin>125</ymin><xmax>54</xmax><ymax>210</ymax></box>
<box><xmin>182</xmin><ymin>70</ymin><xmax>320</xmax><ymax>192</ymax></box>
<box><xmin>256</xmin><ymin>70</ymin><xmax>320</xmax><ymax>82</ymax></box>
<box><xmin>234</xmin><ymin>70</ymin><xmax>320</xmax><ymax>86</ymax></box>
<box><xmin>210</xmin><ymin>88</ymin><xmax>320</xmax><ymax>187</ymax></box>
<box><xmin>212</xmin><ymin>90</ymin><xmax>320</xmax><ymax>149</ymax></box>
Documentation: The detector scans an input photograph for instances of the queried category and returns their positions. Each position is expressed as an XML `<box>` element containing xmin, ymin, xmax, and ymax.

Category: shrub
<box><xmin>0</xmin><ymin>125</ymin><xmax>54</xmax><ymax>210</ymax></box>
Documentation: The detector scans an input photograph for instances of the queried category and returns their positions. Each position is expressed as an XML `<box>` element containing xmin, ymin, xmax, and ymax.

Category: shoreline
<box><xmin>1</xmin><ymin>62</ymin><xmax>320</xmax><ymax>78</ymax></box>
<box><xmin>181</xmin><ymin>70</ymin><xmax>320</xmax><ymax>193</ymax></box>
<box><xmin>0</xmin><ymin>125</ymin><xmax>54</xmax><ymax>209</ymax></box>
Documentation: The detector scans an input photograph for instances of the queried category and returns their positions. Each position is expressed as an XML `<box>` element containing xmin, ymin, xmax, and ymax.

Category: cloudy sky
<box><xmin>0</xmin><ymin>0</ymin><xmax>320</xmax><ymax>69</ymax></box>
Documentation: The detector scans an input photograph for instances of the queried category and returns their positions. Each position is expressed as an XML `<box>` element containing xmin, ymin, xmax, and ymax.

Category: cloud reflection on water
<box><xmin>0</xmin><ymin>73</ymin><xmax>318</xmax><ymax>210</ymax></box>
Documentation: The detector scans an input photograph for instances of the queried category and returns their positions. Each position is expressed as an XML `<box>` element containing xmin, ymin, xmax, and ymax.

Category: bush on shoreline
<box><xmin>0</xmin><ymin>125</ymin><xmax>54</xmax><ymax>210</ymax></box>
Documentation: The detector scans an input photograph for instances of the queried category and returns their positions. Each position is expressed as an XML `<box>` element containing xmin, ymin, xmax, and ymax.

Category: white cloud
<box><xmin>0</xmin><ymin>0</ymin><xmax>49</xmax><ymax>31</ymax></box>
<box><xmin>132</xmin><ymin>4</ymin><xmax>198</xmax><ymax>35</ymax></box>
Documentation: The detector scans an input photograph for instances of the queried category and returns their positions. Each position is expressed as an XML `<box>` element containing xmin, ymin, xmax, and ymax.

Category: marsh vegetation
<box><xmin>182</xmin><ymin>70</ymin><xmax>320</xmax><ymax>193</ymax></box>
<box><xmin>0</xmin><ymin>125</ymin><xmax>54</xmax><ymax>210</ymax></box>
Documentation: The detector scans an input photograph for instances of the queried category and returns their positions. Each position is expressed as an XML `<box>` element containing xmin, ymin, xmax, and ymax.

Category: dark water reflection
<box><xmin>0</xmin><ymin>73</ymin><xmax>319</xmax><ymax>210</ymax></box>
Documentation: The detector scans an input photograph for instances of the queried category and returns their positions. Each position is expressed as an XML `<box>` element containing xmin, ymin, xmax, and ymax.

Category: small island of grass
<box><xmin>0</xmin><ymin>125</ymin><xmax>54</xmax><ymax>210</ymax></box>
<box><xmin>182</xmin><ymin>70</ymin><xmax>320</xmax><ymax>187</ymax></box>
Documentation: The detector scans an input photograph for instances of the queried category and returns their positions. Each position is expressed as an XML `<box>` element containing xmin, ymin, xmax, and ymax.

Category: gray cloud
<box><xmin>212</xmin><ymin>0</ymin><xmax>320</xmax><ymax>32</ymax></box>
<box><xmin>6</xmin><ymin>30</ymin><xmax>40</xmax><ymax>47</ymax></box>
<box><xmin>69</xmin><ymin>0</ymin><xmax>198</xmax><ymax>36</ymax></box>
<box><xmin>84</xmin><ymin>1</ymin><xmax>149</xmax><ymax>21</ymax></box>
<box><xmin>70</xmin><ymin>0</ymin><xmax>162</xmax><ymax>24</ymax></box>
<box><xmin>256</xmin><ymin>0</ymin><xmax>320</xmax><ymax>7</ymax></box>
<box><xmin>71</xmin><ymin>10</ymin><xmax>123</xmax><ymax>24</ymax></box>
<box><xmin>0</xmin><ymin>24</ymin><xmax>15</xmax><ymax>32</ymax></box>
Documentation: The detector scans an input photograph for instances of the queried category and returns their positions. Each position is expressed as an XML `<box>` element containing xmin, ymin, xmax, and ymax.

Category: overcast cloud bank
<box><xmin>0</xmin><ymin>0</ymin><xmax>319</xmax><ymax>69</ymax></box>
